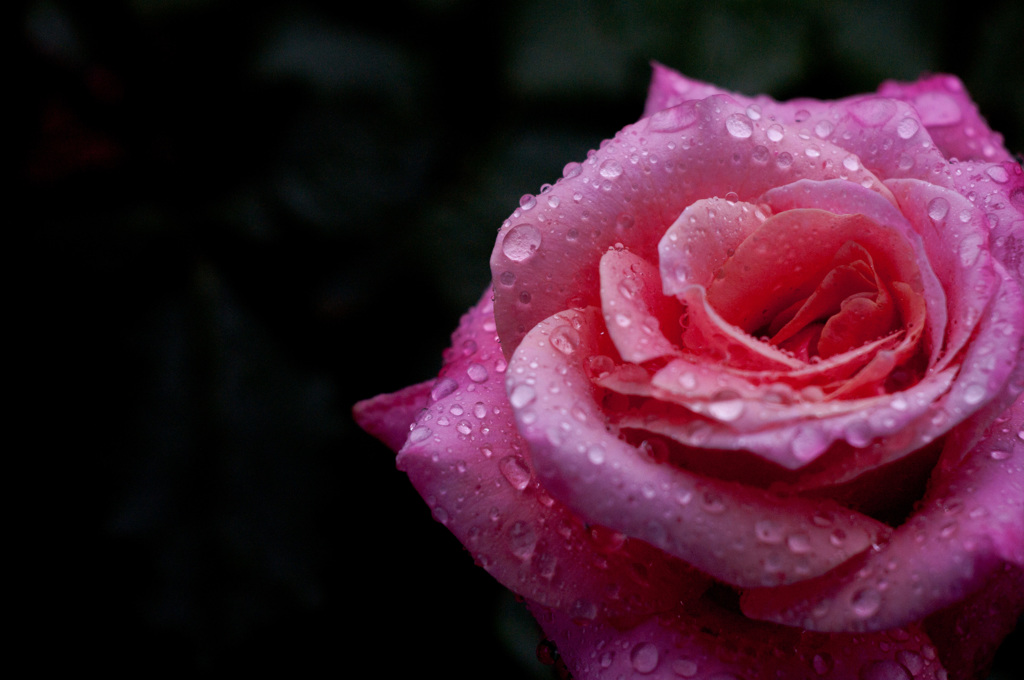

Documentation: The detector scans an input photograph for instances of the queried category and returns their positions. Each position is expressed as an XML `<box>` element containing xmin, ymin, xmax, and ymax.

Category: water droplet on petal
<box><xmin>707</xmin><ymin>399</ymin><xmax>744</xmax><ymax>422</ymax></box>
<box><xmin>550</xmin><ymin>325</ymin><xmax>581</xmax><ymax>354</ymax></box>
<box><xmin>502</xmin><ymin>223</ymin><xmax>542</xmax><ymax>262</ymax></box>
<box><xmin>599</xmin><ymin>159</ymin><xmax>624</xmax><ymax>179</ymax></box>
<box><xmin>986</xmin><ymin>165</ymin><xmax>1010</xmax><ymax>183</ymax></box>
<box><xmin>508</xmin><ymin>520</ymin><xmax>537</xmax><ymax>559</ymax></box>
<box><xmin>630</xmin><ymin>642</ymin><xmax>659</xmax><ymax>674</ymax></box>
<box><xmin>849</xmin><ymin>97</ymin><xmax>897</xmax><ymax>127</ymax></box>
<box><xmin>672</xmin><ymin>658</ymin><xmax>698</xmax><ymax>677</ymax></box>
<box><xmin>500</xmin><ymin>456</ymin><xmax>531</xmax><ymax>490</ymax></box>
<box><xmin>850</xmin><ymin>587</ymin><xmax>882</xmax><ymax>618</ymax></box>
<box><xmin>767</xmin><ymin>124</ymin><xmax>784</xmax><ymax>142</ymax></box>
<box><xmin>510</xmin><ymin>384</ymin><xmax>536</xmax><ymax>408</ymax></box>
<box><xmin>814</xmin><ymin>120</ymin><xmax>835</xmax><ymax>138</ymax></box>
<box><xmin>562</xmin><ymin>162</ymin><xmax>582</xmax><ymax>179</ymax></box>
<box><xmin>519</xmin><ymin>194</ymin><xmax>536</xmax><ymax>210</ymax></box>
<box><xmin>726</xmin><ymin>113</ymin><xmax>753</xmax><ymax>139</ymax></box>
<box><xmin>927</xmin><ymin>197</ymin><xmax>949</xmax><ymax>221</ymax></box>
<box><xmin>431</xmin><ymin>377</ymin><xmax>459</xmax><ymax>401</ymax></box>
<box><xmin>843</xmin><ymin>155</ymin><xmax>861</xmax><ymax>172</ymax></box>
<box><xmin>755</xmin><ymin>519</ymin><xmax>784</xmax><ymax>544</ymax></box>
<box><xmin>990</xmin><ymin>449</ymin><xmax>1010</xmax><ymax>460</ymax></box>
<box><xmin>467</xmin><ymin>363</ymin><xmax>489</xmax><ymax>383</ymax></box>
<box><xmin>897</xmin><ymin>117</ymin><xmax>920</xmax><ymax>139</ymax></box>
<box><xmin>812</xmin><ymin>653</ymin><xmax>835</xmax><ymax>675</ymax></box>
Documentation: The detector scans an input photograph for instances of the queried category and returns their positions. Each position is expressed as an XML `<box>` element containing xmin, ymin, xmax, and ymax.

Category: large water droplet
<box><xmin>896</xmin><ymin>117</ymin><xmax>920</xmax><ymax>139</ymax></box>
<box><xmin>849</xmin><ymin>97</ymin><xmax>897</xmax><ymax>127</ymax></box>
<box><xmin>599</xmin><ymin>159</ymin><xmax>624</xmax><ymax>179</ymax></box>
<box><xmin>562</xmin><ymin>162</ymin><xmax>582</xmax><ymax>179</ymax></box>
<box><xmin>508</xmin><ymin>520</ymin><xmax>537</xmax><ymax>559</ymax></box>
<box><xmin>986</xmin><ymin>165</ymin><xmax>1010</xmax><ymax>183</ymax></box>
<box><xmin>630</xmin><ymin>642</ymin><xmax>660</xmax><ymax>674</ymax></box>
<box><xmin>648</xmin><ymin>101</ymin><xmax>699</xmax><ymax>133</ymax></box>
<box><xmin>509</xmin><ymin>384</ymin><xmax>536</xmax><ymax>408</ymax></box>
<box><xmin>467</xmin><ymin>362</ymin><xmax>489</xmax><ymax>383</ymax></box>
<box><xmin>708</xmin><ymin>399</ymin><xmax>744</xmax><ymax>422</ymax></box>
<box><xmin>850</xmin><ymin>587</ymin><xmax>882</xmax><ymax>618</ymax></box>
<box><xmin>431</xmin><ymin>377</ymin><xmax>459</xmax><ymax>401</ymax></box>
<box><xmin>927</xmin><ymin>197</ymin><xmax>949</xmax><ymax>221</ymax></box>
<box><xmin>500</xmin><ymin>456</ymin><xmax>531</xmax><ymax>491</ymax></box>
<box><xmin>550</xmin><ymin>325</ymin><xmax>581</xmax><ymax>354</ymax></box>
<box><xmin>725</xmin><ymin>113</ymin><xmax>753</xmax><ymax>139</ymax></box>
<box><xmin>502</xmin><ymin>223</ymin><xmax>542</xmax><ymax>262</ymax></box>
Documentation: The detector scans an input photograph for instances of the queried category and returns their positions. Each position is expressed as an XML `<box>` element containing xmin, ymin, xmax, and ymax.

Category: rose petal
<box><xmin>599</xmin><ymin>248</ymin><xmax>682</xmax><ymax>363</ymax></box>
<box><xmin>353</xmin><ymin>379</ymin><xmax>434</xmax><ymax>452</ymax></box>
<box><xmin>741</xmin><ymin>396</ymin><xmax>1024</xmax><ymax>633</ymax></box>
<box><xmin>878</xmin><ymin>74</ymin><xmax>1015</xmax><ymax>163</ymax></box>
<box><xmin>530</xmin><ymin>595</ymin><xmax>948</xmax><ymax>680</ymax></box>
<box><xmin>396</xmin><ymin>291</ymin><xmax>706</xmax><ymax>621</ymax></box>
<box><xmin>490</xmin><ymin>95</ymin><xmax>887</xmax><ymax>358</ymax></box>
<box><xmin>923</xmin><ymin>562</ymin><xmax>1024</xmax><ymax>680</ymax></box>
<box><xmin>509</xmin><ymin>306</ymin><xmax>889</xmax><ymax>587</ymax></box>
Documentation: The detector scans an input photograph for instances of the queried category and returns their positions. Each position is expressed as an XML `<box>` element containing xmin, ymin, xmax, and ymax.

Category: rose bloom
<box><xmin>355</xmin><ymin>65</ymin><xmax>1023</xmax><ymax>680</ymax></box>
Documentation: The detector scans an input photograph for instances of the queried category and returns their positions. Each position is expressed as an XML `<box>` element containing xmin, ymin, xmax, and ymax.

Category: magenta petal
<box><xmin>396</xmin><ymin>291</ymin><xmax>705</xmax><ymax>621</ymax></box>
<box><xmin>599</xmin><ymin>248</ymin><xmax>682</xmax><ymax>363</ymax></box>
<box><xmin>529</xmin><ymin>596</ymin><xmax>948</xmax><ymax>680</ymax></box>
<box><xmin>509</xmin><ymin>306</ymin><xmax>889</xmax><ymax>587</ymax></box>
<box><xmin>742</xmin><ymin>397</ymin><xmax>1024</xmax><ymax>633</ymax></box>
<box><xmin>353</xmin><ymin>379</ymin><xmax>434</xmax><ymax>452</ymax></box>
<box><xmin>878</xmin><ymin>74</ymin><xmax>1015</xmax><ymax>163</ymax></box>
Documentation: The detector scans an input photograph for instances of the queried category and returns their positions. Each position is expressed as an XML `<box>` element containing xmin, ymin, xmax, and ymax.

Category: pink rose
<box><xmin>355</xmin><ymin>64</ymin><xmax>1024</xmax><ymax>680</ymax></box>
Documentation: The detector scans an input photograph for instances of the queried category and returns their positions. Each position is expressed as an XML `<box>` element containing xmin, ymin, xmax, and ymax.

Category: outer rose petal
<box><xmin>529</xmin><ymin>596</ymin><xmax>948</xmax><ymax>680</ymax></box>
<box><xmin>508</xmin><ymin>306</ymin><xmax>889</xmax><ymax>588</ymax></box>
<box><xmin>877</xmin><ymin>74</ymin><xmax>1015</xmax><ymax>163</ymax></box>
<box><xmin>741</xmin><ymin>396</ymin><xmax>1024</xmax><ymax>633</ymax></box>
<box><xmin>353</xmin><ymin>379</ymin><xmax>433</xmax><ymax>452</ymax></box>
<box><xmin>394</xmin><ymin>291</ymin><xmax>708</xmax><ymax>622</ymax></box>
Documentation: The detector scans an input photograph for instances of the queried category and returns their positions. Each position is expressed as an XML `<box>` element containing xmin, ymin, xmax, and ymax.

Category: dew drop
<box><xmin>990</xmin><ymin>449</ymin><xmax>1010</xmax><ymax>461</ymax></box>
<box><xmin>502</xmin><ymin>223</ymin><xmax>542</xmax><ymax>262</ymax></box>
<box><xmin>630</xmin><ymin>642</ymin><xmax>660</xmax><ymax>674</ymax></box>
<box><xmin>431</xmin><ymin>377</ymin><xmax>459</xmax><ymax>401</ymax></box>
<box><xmin>672</xmin><ymin>658</ymin><xmax>698</xmax><ymax>677</ymax></box>
<box><xmin>508</xmin><ymin>520</ymin><xmax>537</xmax><ymax>559</ymax></box>
<box><xmin>812</xmin><ymin>652</ymin><xmax>835</xmax><ymax>675</ymax></box>
<box><xmin>467</xmin><ymin>362</ymin><xmax>489</xmax><ymax>383</ymax></box>
<box><xmin>587</xmin><ymin>446</ymin><xmax>605</xmax><ymax>465</ymax></box>
<box><xmin>550</xmin><ymin>325</ymin><xmax>581</xmax><ymax>354</ymax></box>
<box><xmin>519</xmin><ymin>194</ymin><xmax>537</xmax><ymax>210</ymax></box>
<box><xmin>927</xmin><ymin>197</ymin><xmax>949</xmax><ymax>221</ymax></box>
<box><xmin>849</xmin><ymin>97</ymin><xmax>897</xmax><ymax>127</ymax></box>
<box><xmin>725</xmin><ymin>113</ymin><xmax>753</xmax><ymax>139</ymax></box>
<box><xmin>409</xmin><ymin>426</ymin><xmax>432</xmax><ymax>443</ymax></box>
<box><xmin>788</xmin><ymin>532</ymin><xmax>812</xmax><ymax>553</ymax></box>
<box><xmin>599</xmin><ymin>159</ymin><xmax>624</xmax><ymax>179</ymax></box>
<box><xmin>962</xmin><ymin>383</ymin><xmax>986</xmax><ymax>405</ymax></box>
<box><xmin>708</xmin><ymin>399</ymin><xmax>744</xmax><ymax>422</ymax></box>
<box><xmin>648</xmin><ymin>101</ymin><xmax>700</xmax><ymax>132</ymax></box>
<box><xmin>701</xmin><ymin>489</ymin><xmax>726</xmax><ymax>514</ymax></box>
<box><xmin>896</xmin><ymin>650</ymin><xmax>924</xmax><ymax>675</ymax></box>
<box><xmin>850</xmin><ymin>587</ymin><xmax>882</xmax><ymax>618</ymax></box>
<box><xmin>562</xmin><ymin>162</ymin><xmax>582</xmax><ymax>179</ymax></box>
<box><xmin>755</xmin><ymin>519</ymin><xmax>784</xmax><ymax>544</ymax></box>
<box><xmin>843</xmin><ymin>155</ymin><xmax>861</xmax><ymax>172</ymax></box>
<box><xmin>897</xmin><ymin>117</ymin><xmax>920</xmax><ymax>139</ymax></box>
<box><xmin>500</xmin><ymin>456</ymin><xmax>531</xmax><ymax>491</ymax></box>
<box><xmin>767</xmin><ymin>124</ymin><xmax>784</xmax><ymax>142</ymax></box>
<box><xmin>473</xmin><ymin>402</ymin><xmax>487</xmax><ymax>419</ymax></box>
<box><xmin>776</xmin><ymin>152</ymin><xmax>794</xmax><ymax>168</ymax></box>
<box><xmin>509</xmin><ymin>384</ymin><xmax>536</xmax><ymax>408</ymax></box>
<box><xmin>986</xmin><ymin>165</ymin><xmax>1009</xmax><ymax>183</ymax></box>
<box><xmin>814</xmin><ymin>120</ymin><xmax>835</xmax><ymax>138</ymax></box>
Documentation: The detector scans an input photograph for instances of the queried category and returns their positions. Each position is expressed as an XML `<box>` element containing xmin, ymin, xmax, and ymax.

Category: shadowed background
<box><xmin>23</xmin><ymin>0</ymin><xmax>1022</xmax><ymax>675</ymax></box>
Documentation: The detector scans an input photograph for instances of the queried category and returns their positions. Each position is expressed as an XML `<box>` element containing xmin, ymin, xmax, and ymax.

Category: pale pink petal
<box><xmin>742</xmin><ymin>397</ymin><xmax>1024</xmax><ymax>633</ymax></box>
<box><xmin>508</xmin><ymin>306</ymin><xmax>889</xmax><ymax>587</ymax></box>
<box><xmin>397</xmin><ymin>291</ymin><xmax>706</xmax><ymax>621</ymax></box>
<box><xmin>878</xmin><ymin>74</ymin><xmax>1015</xmax><ymax>163</ymax></box>
<box><xmin>529</xmin><ymin>595</ymin><xmax>948</xmax><ymax>680</ymax></box>
<box><xmin>762</xmin><ymin>178</ymin><xmax>949</xmax><ymax>367</ymax></box>
<box><xmin>353</xmin><ymin>379</ymin><xmax>434</xmax><ymax>452</ymax></box>
<box><xmin>599</xmin><ymin>248</ymin><xmax>682</xmax><ymax>363</ymax></box>
<box><xmin>643</xmin><ymin>62</ymin><xmax>739</xmax><ymax>117</ymax></box>
<box><xmin>490</xmin><ymin>95</ymin><xmax>887</xmax><ymax>358</ymax></box>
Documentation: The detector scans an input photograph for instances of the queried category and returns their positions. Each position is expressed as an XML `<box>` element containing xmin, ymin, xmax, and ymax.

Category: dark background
<box><xmin>24</xmin><ymin>0</ymin><xmax>1021</xmax><ymax>676</ymax></box>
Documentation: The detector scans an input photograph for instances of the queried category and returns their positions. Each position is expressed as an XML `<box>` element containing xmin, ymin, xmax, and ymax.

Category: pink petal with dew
<box><xmin>529</xmin><ymin>594</ymin><xmax>948</xmax><ymax>680</ymax></box>
<box><xmin>657</xmin><ymin>197</ymin><xmax>768</xmax><ymax>295</ymax></box>
<box><xmin>614</xmin><ymin>367</ymin><xmax>955</xmax><ymax>472</ymax></box>
<box><xmin>878</xmin><ymin>74</ymin><xmax>1015</xmax><ymax>163</ymax></box>
<box><xmin>490</xmin><ymin>94</ymin><xmax>887</xmax><ymax>358</ymax></box>
<box><xmin>762</xmin><ymin>179</ymin><xmax>946</xmax><ymax>367</ymax></box>
<box><xmin>508</xmin><ymin>306</ymin><xmax>888</xmax><ymax>587</ymax></box>
<box><xmin>353</xmin><ymin>379</ymin><xmax>434</xmax><ymax>452</ymax></box>
<box><xmin>644</xmin><ymin>63</ymin><xmax>957</xmax><ymax>188</ymax></box>
<box><xmin>930</xmin><ymin>159</ymin><xmax>1024</xmax><ymax>289</ymax></box>
<box><xmin>599</xmin><ymin>248</ymin><xmax>682</xmax><ymax>363</ymax></box>
<box><xmin>742</xmin><ymin>396</ymin><xmax>1024</xmax><ymax>633</ymax></box>
<box><xmin>886</xmin><ymin>178</ymin><xmax>1002</xmax><ymax>372</ymax></box>
<box><xmin>396</xmin><ymin>291</ymin><xmax>706</xmax><ymax>621</ymax></box>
